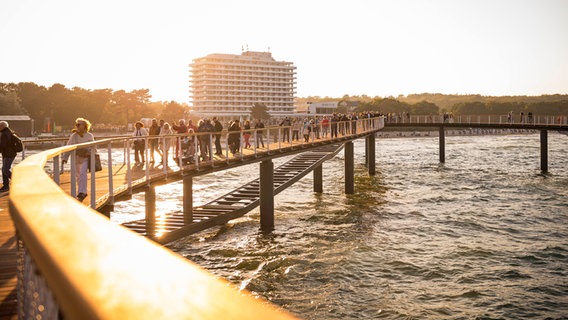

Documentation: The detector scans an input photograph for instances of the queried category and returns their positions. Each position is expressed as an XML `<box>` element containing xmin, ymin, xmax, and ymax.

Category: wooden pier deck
<box><xmin>0</xmin><ymin>195</ymin><xmax>16</xmax><ymax>320</ymax></box>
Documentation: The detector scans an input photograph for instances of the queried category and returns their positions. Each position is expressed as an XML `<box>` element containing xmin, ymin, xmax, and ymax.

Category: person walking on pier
<box><xmin>291</xmin><ymin>118</ymin><xmax>301</xmax><ymax>141</ymax></box>
<box><xmin>213</xmin><ymin>117</ymin><xmax>223</xmax><ymax>155</ymax></box>
<box><xmin>197</xmin><ymin>118</ymin><xmax>214</xmax><ymax>161</ymax></box>
<box><xmin>321</xmin><ymin>116</ymin><xmax>330</xmax><ymax>138</ymax></box>
<box><xmin>0</xmin><ymin>121</ymin><xmax>17</xmax><ymax>193</ymax></box>
<box><xmin>243</xmin><ymin>120</ymin><xmax>252</xmax><ymax>149</ymax></box>
<box><xmin>330</xmin><ymin>113</ymin><xmax>339</xmax><ymax>138</ymax></box>
<box><xmin>160</xmin><ymin>122</ymin><xmax>174</xmax><ymax>167</ymax></box>
<box><xmin>61</xmin><ymin>118</ymin><xmax>94</xmax><ymax>202</ymax></box>
<box><xmin>132</xmin><ymin>121</ymin><xmax>148</xmax><ymax>165</ymax></box>
<box><xmin>228</xmin><ymin>120</ymin><xmax>241</xmax><ymax>155</ymax></box>
<box><xmin>172</xmin><ymin>119</ymin><xmax>188</xmax><ymax>160</ymax></box>
<box><xmin>148</xmin><ymin>118</ymin><xmax>161</xmax><ymax>164</ymax></box>
<box><xmin>280</xmin><ymin>117</ymin><xmax>291</xmax><ymax>143</ymax></box>
<box><xmin>254</xmin><ymin>119</ymin><xmax>265</xmax><ymax>148</ymax></box>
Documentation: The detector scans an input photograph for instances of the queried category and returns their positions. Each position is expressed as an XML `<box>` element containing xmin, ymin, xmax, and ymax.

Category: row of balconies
<box><xmin>192</xmin><ymin>87</ymin><xmax>295</xmax><ymax>93</ymax></box>
<box><xmin>193</xmin><ymin>106</ymin><xmax>295</xmax><ymax>112</ymax></box>
<box><xmin>191</xmin><ymin>68</ymin><xmax>295</xmax><ymax>74</ymax></box>
<box><xmin>192</xmin><ymin>82</ymin><xmax>296</xmax><ymax>88</ymax></box>
<box><xmin>191</xmin><ymin>66</ymin><xmax>296</xmax><ymax>74</ymax></box>
<box><xmin>192</xmin><ymin>88</ymin><xmax>295</xmax><ymax>93</ymax></box>
<box><xmin>191</xmin><ymin>73</ymin><xmax>295</xmax><ymax>80</ymax></box>
<box><xmin>192</xmin><ymin>77</ymin><xmax>296</xmax><ymax>84</ymax></box>
<box><xmin>192</xmin><ymin>95</ymin><xmax>295</xmax><ymax>100</ymax></box>
<box><xmin>193</xmin><ymin>100</ymin><xmax>295</xmax><ymax>106</ymax></box>
<box><xmin>193</xmin><ymin>100</ymin><xmax>295</xmax><ymax>105</ymax></box>
<box><xmin>191</xmin><ymin>60</ymin><xmax>295</xmax><ymax>70</ymax></box>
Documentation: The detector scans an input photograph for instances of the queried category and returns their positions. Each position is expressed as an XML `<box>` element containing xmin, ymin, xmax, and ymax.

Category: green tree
<box><xmin>160</xmin><ymin>101</ymin><xmax>186</xmax><ymax>122</ymax></box>
<box><xmin>451</xmin><ymin>102</ymin><xmax>489</xmax><ymax>115</ymax></box>
<box><xmin>250</xmin><ymin>103</ymin><xmax>271</xmax><ymax>120</ymax></box>
<box><xmin>16</xmin><ymin>82</ymin><xmax>47</xmax><ymax>121</ymax></box>
<box><xmin>410</xmin><ymin>101</ymin><xmax>439</xmax><ymax>115</ymax></box>
<box><xmin>0</xmin><ymin>92</ymin><xmax>23</xmax><ymax>115</ymax></box>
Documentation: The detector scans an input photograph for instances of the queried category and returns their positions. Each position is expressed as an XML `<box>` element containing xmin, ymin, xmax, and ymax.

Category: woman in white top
<box><xmin>132</xmin><ymin>121</ymin><xmax>149</xmax><ymax>165</ymax></box>
<box><xmin>61</xmin><ymin>117</ymin><xmax>95</xmax><ymax>202</ymax></box>
<box><xmin>159</xmin><ymin>122</ymin><xmax>174</xmax><ymax>166</ymax></box>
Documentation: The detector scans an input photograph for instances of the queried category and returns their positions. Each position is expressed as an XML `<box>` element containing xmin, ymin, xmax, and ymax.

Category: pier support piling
<box><xmin>260</xmin><ymin>160</ymin><xmax>274</xmax><ymax>230</ymax></box>
<box><xmin>314</xmin><ymin>164</ymin><xmax>323</xmax><ymax>193</ymax></box>
<box><xmin>183</xmin><ymin>174</ymin><xmax>193</xmax><ymax>225</ymax></box>
<box><xmin>364</xmin><ymin>136</ymin><xmax>369</xmax><ymax>168</ymax></box>
<box><xmin>368</xmin><ymin>134</ymin><xmax>376</xmax><ymax>176</ymax></box>
<box><xmin>345</xmin><ymin>141</ymin><xmax>354</xmax><ymax>194</ymax></box>
<box><xmin>145</xmin><ymin>185</ymin><xmax>156</xmax><ymax>239</ymax></box>
<box><xmin>439</xmin><ymin>126</ymin><xmax>445</xmax><ymax>163</ymax></box>
<box><xmin>540</xmin><ymin>130</ymin><xmax>548</xmax><ymax>172</ymax></box>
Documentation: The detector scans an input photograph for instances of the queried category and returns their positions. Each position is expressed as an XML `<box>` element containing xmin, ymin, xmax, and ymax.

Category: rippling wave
<box><xmin>118</xmin><ymin>133</ymin><xmax>568</xmax><ymax>319</ymax></box>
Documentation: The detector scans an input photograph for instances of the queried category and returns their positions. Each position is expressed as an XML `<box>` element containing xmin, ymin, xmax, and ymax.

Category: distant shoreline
<box><xmin>376</xmin><ymin>128</ymin><xmax>541</xmax><ymax>138</ymax></box>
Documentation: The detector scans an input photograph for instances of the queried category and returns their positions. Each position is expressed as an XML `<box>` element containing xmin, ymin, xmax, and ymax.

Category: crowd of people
<box><xmin>0</xmin><ymin>112</ymin><xmax>381</xmax><ymax>200</ymax></box>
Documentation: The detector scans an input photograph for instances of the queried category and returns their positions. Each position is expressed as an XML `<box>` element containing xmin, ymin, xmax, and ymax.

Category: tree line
<box><xmin>0</xmin><ymin>82</ymin><xmax>188</xmax><ymax>132</ymax></box>
<box><xmin>2</xmin><ymin>82</ymin><xmax>567</xmax><ymax>133</ymax></box>
<box><xmin>300</xmin><ymin>93</ymin><xmax>568</xmax><ymax>116</ymax></box>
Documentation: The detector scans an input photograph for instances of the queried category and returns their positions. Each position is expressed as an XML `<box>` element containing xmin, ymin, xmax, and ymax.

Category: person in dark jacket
<box><xmin>0</xmin><ymin>121</ymin><xmax>17</xmax><ymax>193</ymax></box>
<box><xmin>213</xmin><ymin>117</ymin><xmax>224</xmax><ymax>155</ymax></box>
<box><xmin>227</xmin><ymin>120</ymin><xmax>241</xmax><ymax>155</ymax></box>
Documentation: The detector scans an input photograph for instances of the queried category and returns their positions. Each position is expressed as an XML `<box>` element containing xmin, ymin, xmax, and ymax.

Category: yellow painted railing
<box><xmin>9</xmin><ymin>143</ymin><xmax>297</xmax><ymax>319</ymax></box>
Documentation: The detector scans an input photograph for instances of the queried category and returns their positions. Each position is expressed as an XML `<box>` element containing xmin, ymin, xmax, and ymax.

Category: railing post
<box><xmin>126</xmin><ymin>141</ymin><xmax>132</xmax><ymax>195</ymax></box>
<box><xmin>345</xmin><ymin>141</ymin><xmax>354</xmax><ymax>194</ymax></box>
<box><xmin>259</xmin><ymin>160</ymin><xmax>274</xmax><ymax>230</ymax></box>
<box><xmin>70</xmin><ymin>151</ymin><xmax>77</xmax><ymax>198</ymax></box>
<box><xmin>144</xmin><ymin>138</ymin><xmax>149</xmax><ymax>180</ymax></box>
<box><xmin>267</xmin><ymin>128</ymin><xmax>270</xmax><ymax>152</ymax></box>
<box><xmin>540</xmin><ymin>130</ymin><xmax>548</xmax><ymax>172</ymax></box>
<box><xmin>90</xmin><ymin>147</ymin><xmax>97</xmax><ymax>208</ymax></box>
<box><xmin>313</xmin><ymin>164</ymin><xmax>323</xmax><ymax>193</ymax></box>
<box><xmin>278</xmin><ymin>127</ymin><xmax>281</xmax><ymax>150</ymax></box>
<box><xmin>183</xmin><ymin>173</ymin><xmax>193</xmax><ymax>225</ymax></box>
<box><xmin>53</xmin><ymin>155</ymin><xmax>60</xmax><ymax>185</ymax></box>
<box><xmin>145</xmin><ymin>184</ymin><xmax>156</xmax><ymax>239</ymax></box>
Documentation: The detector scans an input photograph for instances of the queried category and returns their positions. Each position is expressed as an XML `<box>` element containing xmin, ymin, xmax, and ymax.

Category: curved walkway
<box><xmin>124</xmin><ymin>143</ymin><xmax>345</xmax><ymax>244</ymax></box>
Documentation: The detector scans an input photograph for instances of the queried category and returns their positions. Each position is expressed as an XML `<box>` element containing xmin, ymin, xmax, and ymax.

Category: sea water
<box><xmin>115</xmin><ymin>133</ymin><xmax>568</xmax><ymax>319</ymax></box>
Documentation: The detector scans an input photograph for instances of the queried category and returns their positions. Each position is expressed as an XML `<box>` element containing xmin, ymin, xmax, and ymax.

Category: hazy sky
<box><xmin>1</xmin><ymin>0</ymin><xmax>567</xmax><ymax>103</ymax></box>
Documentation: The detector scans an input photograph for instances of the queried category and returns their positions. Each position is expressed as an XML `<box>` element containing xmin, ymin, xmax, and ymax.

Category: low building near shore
<box><xmin>0</xmin><ymin>115</ymin><xmax>34</xmax><ymax>137</ymax></box>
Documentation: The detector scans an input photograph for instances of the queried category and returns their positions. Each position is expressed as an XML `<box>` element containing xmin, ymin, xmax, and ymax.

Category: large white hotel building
<box><xmin>190</xmin><ymin>51</ymin><xmax>296</xmax><ymax>120</ymax></box>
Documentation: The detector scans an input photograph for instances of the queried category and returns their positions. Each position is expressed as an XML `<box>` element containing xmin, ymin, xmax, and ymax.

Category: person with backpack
<box><xmin>0</xmin><ymin>121</ymin><xmax>18</xmax><ymax>193</ymax></box>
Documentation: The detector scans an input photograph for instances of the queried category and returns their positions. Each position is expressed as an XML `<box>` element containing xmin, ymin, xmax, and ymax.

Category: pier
<box><xmin>3</xmin><ymin>117</ymin><xmax>383</xmax><ymax>319</ymax></box>
<box><xmin>2</xmin><ymin>113</ymin><xmax>567</xmax><ymax>319</ymax></box>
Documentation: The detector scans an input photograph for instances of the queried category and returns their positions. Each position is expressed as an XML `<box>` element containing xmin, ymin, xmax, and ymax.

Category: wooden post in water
<box><xmin>364</xmin><ymin>135</ymin><xmax>369</xmax><ymax>168</ymax></box>
<box><xmin>145</xmin><ymin>185</ymin><xmax>156</xmax><ymax>239</ymax></box>
<box><xmin>368</xmin><ymin>133</ymin><xmax>376</xmax><ymax>176</ymax></box>
<box><xmin>345</xmin><ymin>141</ymin><xmax>354</xmax><ymax>194</ymax></box>
<box><xmin>313</xmin><ymin>164</ymin><xmax>323</xmax><ymax>193</ymax></box>
<box><xmin>260</xmin><ymin>160</ymin><xmax>274</xmax><ymax>230</ymax></box>
<box><xmin>439</xmin><ymin>126</ymin><xmax>445</xmax><ymax>163</ymax></box>
<box><xmin>183</xmin><ymin>174</ymin><xmax>193</xmax><ymax>225</ymax></box>
<box><xmin>540</xmin><ymin>129</ymin><xmax>548</xmax><ymax>172</ymax></box>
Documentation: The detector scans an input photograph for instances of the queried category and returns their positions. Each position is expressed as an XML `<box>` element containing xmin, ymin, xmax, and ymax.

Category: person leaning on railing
<box><xmin>61</xmin><ymin>117</ymin><xmax>94</xmax><ymax>202</ymax></box>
